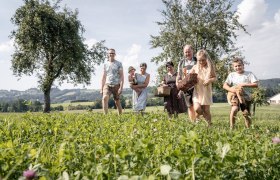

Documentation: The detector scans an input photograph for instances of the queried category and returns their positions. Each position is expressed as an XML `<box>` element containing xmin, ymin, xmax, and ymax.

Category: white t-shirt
<box><xmin>104</xmin><ymin>60</ymin><xmax>123</xmax><ymax>85</ymax></box>
<box><xmin>225</xmin><ymin>71</ymin><xmax>258</xmax><ymax>99</ymax></box>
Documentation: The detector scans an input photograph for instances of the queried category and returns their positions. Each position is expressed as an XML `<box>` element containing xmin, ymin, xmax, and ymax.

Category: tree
<box><xmin>27</xmin><ymin>100</ymin><xmax>43</xmax><ymax>112</ymax></box>
<box><xmin>251</xmin><ymin>87</ymin><xmax>269</xmax><ymax>115</ymax></box>
<box><xmin>150</xmin><ymin>0</ymin><xmax>248</xmax><ymax>88</ymax></box>
<box><xmin>10</xmin><ymin>0</ymin><xmax>107</xmax><ymax>112</ymax></box>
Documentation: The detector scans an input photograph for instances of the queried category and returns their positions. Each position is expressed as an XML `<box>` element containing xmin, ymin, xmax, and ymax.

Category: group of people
<box><xmin>100</xmin><ymin>45</ymin><xmax>258</xmax><ymax>129</ymax></box>
<box><xmin>100</xmin><ymin>48</ymin><xmax>150</xmax><ymax>116</ymax></box>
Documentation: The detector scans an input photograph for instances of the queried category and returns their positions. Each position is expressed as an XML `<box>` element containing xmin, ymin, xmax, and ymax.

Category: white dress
<box><xmin>132</xmin><ymin>73</ymin><xmax>148</xmax><ymax>111</ymax></box>
<box><xmin>192</xmin><ymin>67</ymin><xmax>213</xmax><ymax>105</ymax></box>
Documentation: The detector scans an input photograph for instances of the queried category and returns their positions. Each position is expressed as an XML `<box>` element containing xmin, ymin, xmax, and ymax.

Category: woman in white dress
<box><xmin>190</xmin><ymin>50</ymin><xmax>216</xmax><ymax>126</ymax></box>
<box><xmin>130</xmin><ymin>63</ymin><xmax>150</xmax><ymax>114</ymax></box>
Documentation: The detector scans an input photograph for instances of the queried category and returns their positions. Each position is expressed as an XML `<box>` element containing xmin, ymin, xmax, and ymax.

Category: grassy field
<box><xmin>0</xmin><ymin>104</ymin><xmax>279</xmax><ymax>179</ymax></box>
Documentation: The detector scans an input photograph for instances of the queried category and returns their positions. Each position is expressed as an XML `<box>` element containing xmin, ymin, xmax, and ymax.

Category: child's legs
<box><xmin>202</xmin><ymin>105</ymin><xmax>211</xmax><ymax>123</ymax></box>
<box><xmin>188</xmin><ymin>106</ymin><xmax>196</xmax><ymax>122</ymax></box>
<box><xmin>193</xmin><ymin>102</ymin><xmax>203</xmax><ymax>122</ymax></box>
<box><xmin>230</xmin><ymin>105</ymin><xmax>239</xmax><ymax>128</ymax></box>
<box><xmin>243</xmin><ymin>100</ymin><xmax>252</xmax><ymax>128</ymax></box>
<box><xmin>194</xmin><ymin>102</ymin><xmax>203</xmax><ymax>116</ymax></box>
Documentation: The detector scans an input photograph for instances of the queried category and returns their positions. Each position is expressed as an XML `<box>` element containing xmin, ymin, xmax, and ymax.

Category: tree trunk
<box><xmin>252</xmin><ymin>103</ymin><xmax>256</xmax><ymax>116</ymax></box>
<box><xmin>43</xmin><ymin>88</ymin><xmax>51</xmax><ymax>113</ymax></box>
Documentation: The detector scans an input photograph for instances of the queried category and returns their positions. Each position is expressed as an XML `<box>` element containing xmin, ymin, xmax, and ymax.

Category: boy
<box><xmin>223</xmin><ymin>57</ymin><xmax>258</xmax><ymax>129</ymax></box>
<box><xmin>128</xmin><ymin>66</ymin><xmax>138</xmax><ymax>86</ymax></box>
<box><xmin>128</xmin><ymin>66</ymin><xmax>142</xmax><ymax>96</ymax></box>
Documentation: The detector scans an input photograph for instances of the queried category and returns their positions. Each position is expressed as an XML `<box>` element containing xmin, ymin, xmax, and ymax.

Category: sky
<box><xmin>0</xmin><ymin>0</ymin><xmax>279</xmax><ymax>91</ymax></box>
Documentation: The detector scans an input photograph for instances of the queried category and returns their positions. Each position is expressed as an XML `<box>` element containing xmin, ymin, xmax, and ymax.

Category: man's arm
<box><xmin>100</xmin><ymin>68</ymin><xmax>106</xmax><ymax>94</ymax></box>
<box><xmin>118</xmin><ymin>69</ymin><xmax>124</xmax><ymax>94</ymax></box>
<box><xmin>176</xmin><ymin>61</ymin><xmax>182</xmax><ymax>87</ymax></box>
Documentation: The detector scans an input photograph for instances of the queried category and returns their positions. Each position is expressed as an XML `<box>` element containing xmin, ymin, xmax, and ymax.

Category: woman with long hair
<box><xmin>190</xmin><ymin>49</ymin><xmax>216</xmax><ymax>126</ymax></box>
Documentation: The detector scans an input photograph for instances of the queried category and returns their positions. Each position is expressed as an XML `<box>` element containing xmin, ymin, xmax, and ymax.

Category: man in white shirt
<box><xmin>100</xmin><ymin>48</ymin><xmax>124</xmax><ymax>115</ymax></box>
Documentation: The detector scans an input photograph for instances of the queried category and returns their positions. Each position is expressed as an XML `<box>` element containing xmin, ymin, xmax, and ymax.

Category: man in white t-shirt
<box><xmin>100</xmin><ymin>48</ymin><xmax>124</xmax><ymax>115</ymax></box>
<box><xmin>223</xmin><ymin>57</ymin><xmax>258</xmax><ymax>129</ymax></box>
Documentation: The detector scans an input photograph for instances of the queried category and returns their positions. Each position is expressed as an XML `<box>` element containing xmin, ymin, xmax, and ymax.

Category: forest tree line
<box><xmin>0</xmin><ymin>84</ymin><xmax>278</xmax><ymax>112</ymax></box>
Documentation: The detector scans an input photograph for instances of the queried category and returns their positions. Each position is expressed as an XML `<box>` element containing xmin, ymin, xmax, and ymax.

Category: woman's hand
<box><xmin>203</xmin><ymin>79</ymin><xmax>211</xmax><ymax>86</ymax></box>
<box><xmin>177</xmin><ymin>91</ymin><xmax>183</xmax><ymax>99</ymax></box>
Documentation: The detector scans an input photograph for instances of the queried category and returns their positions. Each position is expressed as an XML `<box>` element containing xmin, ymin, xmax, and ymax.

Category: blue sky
<box><xmin>0</xmin><ymin>0</ymin><xmax>279</xmax><ymax>90</ymax></box>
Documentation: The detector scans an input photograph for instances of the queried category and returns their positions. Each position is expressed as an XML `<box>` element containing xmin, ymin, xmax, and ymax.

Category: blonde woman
<box><xmin>190</xmin><ymin>49</ymin><xmax>216</xmax><ymax>126</ymax></box>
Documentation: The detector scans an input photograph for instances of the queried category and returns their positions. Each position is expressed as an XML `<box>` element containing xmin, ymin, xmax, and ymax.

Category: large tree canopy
<box><xmin>10</xmin><ymin>0</ymin><xmax>107</xmax><ymax>112</ymax></box>
<box><xmin>150</xmin><ymin>0</ymin><xmax>248</xmax><ymax>88</ymax></box>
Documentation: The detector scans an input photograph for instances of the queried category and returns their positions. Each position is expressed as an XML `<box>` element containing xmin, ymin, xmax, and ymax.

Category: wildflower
<box><xmin>272</xmin><ymin>137</ymin><xmax>280</xmax><ymax>144</ymax></box>
<box><xmin>160</xmin><ymin>165</ymin><xmax>172</xmax><ymax>175</ymax></box>
<box><xmin>23</xmin><ymin>170</ymin><xmax>36</xmax><ymax>180</ymax></box>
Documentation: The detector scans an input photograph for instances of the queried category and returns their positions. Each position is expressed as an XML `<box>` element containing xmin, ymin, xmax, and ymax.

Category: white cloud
<box><xmin>118</xmin><ymin>44</ymin><xmax>142</xmax><ymax>74</ymax></box>
<box><xmin>236</xmin><ymin>1</ymin><xmax>280</xmax><ymax>79</ymax></box>
<box><xmin>237</xmin><ymin>0</ymin><xmax>268</xmax><ymax>31</ymax></box>
<box><xmin>84</xmin><ymin>38</ymin><xmax>98</xmax><ymax>47</ymax></box>
<box><xmin>274</xmin><ymin>9</ymin><xmax>280</xmax><ymax>25</ymax></box>
<box><xmin>0</xmin><ymin>40</ymin><xmax>13</xmax><ymax>53</ymax></box>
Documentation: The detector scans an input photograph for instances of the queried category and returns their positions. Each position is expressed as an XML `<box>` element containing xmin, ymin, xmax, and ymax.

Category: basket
<box><xmin>156</xmin><ymin>86</ymin><xmax>171</xmax><ymax>97</ymax></box>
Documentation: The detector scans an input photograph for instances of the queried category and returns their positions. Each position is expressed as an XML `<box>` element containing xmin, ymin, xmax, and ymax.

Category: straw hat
<box><xmin>128</xmin><ymin>66</ymin><xmax>136</xmax><ymax>72</ymax></box>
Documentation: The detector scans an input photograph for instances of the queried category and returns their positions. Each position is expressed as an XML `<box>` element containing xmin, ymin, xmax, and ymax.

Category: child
<box><xmin>223</xmin><ymin>57</ymin><xmax>258</xmax><ymax>129</ymax></box>
<box><xmin>190</xmin><ymin>49</ymin><xmax>216</xmax><ymax>127</ymax></box>
<box><xmin>128</xmin><ymin>66</ymin><xmax>137</xmax><ymax>85</ymax></box>
<box><xmin>128</xmin><ymin>66</ymin><xmax>142</xmax><ymax>96</ymax></box>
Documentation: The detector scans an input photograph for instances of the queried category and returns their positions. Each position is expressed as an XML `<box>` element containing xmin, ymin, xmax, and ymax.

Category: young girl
<box><xmin>190</xmin><ymin>49</ymin><xmax>216</xmax><ymax>127</ymax></box>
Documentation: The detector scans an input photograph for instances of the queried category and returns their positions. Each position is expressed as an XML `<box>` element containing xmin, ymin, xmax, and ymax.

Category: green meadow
<box><xmin>0</xmin><ymin>104</ymin><xmax>279</xmax><ymax>179</ymax></box>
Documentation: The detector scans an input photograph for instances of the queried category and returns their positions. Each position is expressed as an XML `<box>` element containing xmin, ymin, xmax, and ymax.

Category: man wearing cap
<box><xmin>100</xmin><ymin>48</ymin><xmax>124</xmax><ymax>115</ymax></box>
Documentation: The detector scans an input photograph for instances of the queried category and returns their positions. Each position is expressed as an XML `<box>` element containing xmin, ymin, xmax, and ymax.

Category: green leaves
<box><xmin>0</xmin><ymin>110</ymin><xmax>280</xmax><ymax>179</ymax></box>
<box><xmin>150</xmin><ymin>0</ymin><xmax>249</xmax><ymax>91</ymax></box>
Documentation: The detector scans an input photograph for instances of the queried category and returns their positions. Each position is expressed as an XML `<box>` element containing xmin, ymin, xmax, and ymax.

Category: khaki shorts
<box><xmin>103</xmin><ymin>84</ymin><xmax>120</xmax><ymax>100</ymax></box>
<box><xmin>229</xmin><ymin>95</ymin><xmax>251</xmax><ymax>115</ymax></box>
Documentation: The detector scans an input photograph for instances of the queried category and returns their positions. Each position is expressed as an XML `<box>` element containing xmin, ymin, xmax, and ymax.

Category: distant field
<box><xmin>50</xmin><ymin>102</ymin><xmax>280</xmax><ymax>115</ymax></box>
<box><xmin>51</xmin><ymin>101</ymin><xmax>96</xmax><ymax>108</ymax></box>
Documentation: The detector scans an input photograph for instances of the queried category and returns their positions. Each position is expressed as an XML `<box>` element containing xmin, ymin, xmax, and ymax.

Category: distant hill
<box><xmin>259</xmin><ymin>78</ymin><xmax>280</xmax><ymax>89</ymax></box>
<box><xmin>0</xmin><ymin>79</ymin><xmax>279</xmax><ymax>103</ymax></box>
<box><xmin>0</xmin><ymin>88</ymin><xmax>109</xmax><ymax>103</ymax></box>
<box><xmin>0</xmin><ymin>87</ymin><xmax>142</xmax><ymax>103</ymax></box>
